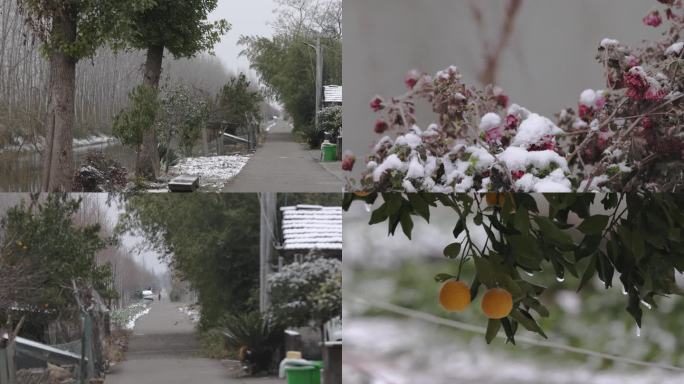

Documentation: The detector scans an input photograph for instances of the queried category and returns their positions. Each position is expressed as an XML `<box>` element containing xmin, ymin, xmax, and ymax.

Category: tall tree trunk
<box><xmin>135</xmin><ymin>45</ymin><xmax>164</xmax><ymax>180</ymax></box>
<box><xmin>42</xmin><ymin>11</ymin><xmax>77</xmax><ymax>192</ymax></box>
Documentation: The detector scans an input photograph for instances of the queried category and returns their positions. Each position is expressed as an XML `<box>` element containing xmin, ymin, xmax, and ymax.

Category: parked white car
<box><xmin>142</xmin><ymin>290</ymin><xmax>155</xmax><ymax>300</ymax></box>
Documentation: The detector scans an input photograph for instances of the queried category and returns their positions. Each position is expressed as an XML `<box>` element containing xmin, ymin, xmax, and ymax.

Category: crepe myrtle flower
<box><xmin>374</xmin><ymin>119</ymin><xmax>389</xmax><ymax>134</ymax></box>
<box><xmin>493</xmin><ymin>87</ymin><xmax>510</xmax><ymax>108</ymax></box>
<box><xmin>643</xmin><ymin>10</ymin><xmax>663</xmax><ymax>27</ymax></box>
<box><xmin>511</xmin><ymin>170</ymin><xmax>525</xmax><ymax>180</ymax></box>
<box><xmin>405</xmin><ymin>69</ymin><xmax>422</xmax><ymax>89</ymax></box>
<box><xmin>505</xmin><ymin>114</ymin><xmax>519</xmax><ymax>130</ymax></box>
<box><xmin>341</xmin><ymin>151</ymin><xmax>356</xmax><ymax>171</ymax></box>
<box><xmin>370</xmin><ymin>95</ymin><xmax>385</xmax><ymax>112</ymax></box>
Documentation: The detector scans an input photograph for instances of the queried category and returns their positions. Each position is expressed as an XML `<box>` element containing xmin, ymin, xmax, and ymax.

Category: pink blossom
<box><xmin>405</xmin><ymin>69</ymin><xmax>422</xmax><ymax>89</ymax></box>
<box><xmin>485</xmin><ymin>127</ymin><xmax>504</xmax><ymax>143</ymax></box>
<box><xmin>370</xmin><ymin>96</ymin><xmax>384</xmax><ymax>112</ymax></box>
<box><xmin>511</xmin><ymin>170</ymin><xmax>525</xmax><ymax>180</ymax></box>
<box><xmin>341</xmin><ymin>152</ymin><xmax>356</xmax><ymax>171</ymax></box>
<box><xmin>595</xmin><ymin>95</ymin><xmax>606</xmax><ymax>109</ymax></box>
<box><xmin>505</xmin><ymin>114</ymin><xmax>519</xmax><ymax>130</ymax></box>
<box><xmin>578</xmin><ymin>104</ymin><xmax>594</xmax><ymax>120</ymax></box>
<box><xmin>624</xmin><ymin>70</ymin><xmax>650</xmax><ymax>100</ymax></box>
<box><xmin>643</xmin><ymin>10</ymin><xmax>663</xmax><ymax>27</ymax></box>
<box><xmin>374</xmin><ymin>119</ymin><xmax>389</xmax><ymax>134</ymax></box>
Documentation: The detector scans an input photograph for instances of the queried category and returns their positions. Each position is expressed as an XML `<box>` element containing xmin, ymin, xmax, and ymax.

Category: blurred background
<box><xmin>342</xmin><ymin>0</ymin><xmax>661</xmax><ymax>178</ymax></box>
<box><xmin>343</xmin><ymin>198</ymin><xmax>684</xmax><ymax>384</ymax></box>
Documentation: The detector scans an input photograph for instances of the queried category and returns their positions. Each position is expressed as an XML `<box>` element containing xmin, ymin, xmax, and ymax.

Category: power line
<box><xmin>349</xmin><ymin>295</ymin><xmax>684</xmax><ymax>372</ymax></box>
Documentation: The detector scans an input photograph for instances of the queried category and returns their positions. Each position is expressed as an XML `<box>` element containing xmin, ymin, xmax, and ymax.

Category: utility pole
<box><xmin>259</xmin><ymin>193</ymin><xmax>277</xmax><ymax>313</ymax></box>
<box><xmin>315</xmin><ymin>36</ymin><xmax>323</xmax><ymax>132</ymax></box>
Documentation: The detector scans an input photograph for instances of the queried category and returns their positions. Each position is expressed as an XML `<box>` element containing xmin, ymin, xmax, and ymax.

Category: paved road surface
<box><xmin>223</xmin><ymin>121</ymin><xmax>342</xmax><ymax>192</ymax></box>
<box><xmin>106</xmin><ymin>301</ymin><xmax>279</xmax><ymax>384</ymax></box>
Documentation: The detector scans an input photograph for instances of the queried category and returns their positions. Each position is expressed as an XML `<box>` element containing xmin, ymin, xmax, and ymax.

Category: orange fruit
<box><xmin>481</xmin><ymin>288</ymin><xmax>513</xmax><ymax>319</ymax></box>
<box><xmin>485</xmin><ymin>192</ymin><xmax>505</xmax><ymax>206</ymax></box>
<box><xmin>439</xmin><ymin>280</ymin><xmax>471</xmax><ymax>312</ymax></box>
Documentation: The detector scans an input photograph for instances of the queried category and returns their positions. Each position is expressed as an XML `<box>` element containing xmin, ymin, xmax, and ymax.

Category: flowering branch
<box><xmin>345</xmin><ymin>0</ymin><xmax>684</xmax><ymax>193</ymax></box>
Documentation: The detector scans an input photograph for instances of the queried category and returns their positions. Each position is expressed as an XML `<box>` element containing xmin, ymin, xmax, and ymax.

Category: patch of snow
<box><xmin>498</xmin><ymin>147</ymin><xmax>569</xmax><ymax>172</ymax></box>
<box><xmin>168</xmin><ymin>155</ymin><xmax>250</xmax><ymax>191</ymax></box>
<box><xmin>665</xmin><ymin>42</ymin><xmax>684</xmax><ymax>56</ymax></box>
<box><xmin>511</xmin><ymin>113</ymin><xmax>563</xmax><ymax>148</ymax></box>
<box><xmin>600</xmin><ymin>38</ymin><xmax>620</xmax><ymax>48</ymax></box>
<box><xmin>406</xmin><ymin>156</ymin><xmax>425</xmax><ymax>179</ymax></box>
<box><xmin>580</xmin><ymin>89</ymin><xmax>597</xmax><ymax>107</ymax></box>
<box><xmin>395</xmin><ymin>133</ymin><xmax>423</xmax><ymax>149</ymax></box>
<box><xmin>373</xmin><ymin>154</ymin><xmax>407</xmax><ymax>182</ymax></box>
<box><xmin>125</xmin><ymin>305</ymin><xmax>150</xmax><ymax>330</ymax></box>
<box><xmin>479</xmin><ymin>113</ymin><xmax>502</xmax><ymax>132</ymax></box>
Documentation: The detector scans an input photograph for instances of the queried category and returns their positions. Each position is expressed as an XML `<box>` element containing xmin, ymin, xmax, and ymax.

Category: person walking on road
<box><xmin>158</xmin><ymin>292</ymin><xmax>161</xmax><ymax>301</ymax></box>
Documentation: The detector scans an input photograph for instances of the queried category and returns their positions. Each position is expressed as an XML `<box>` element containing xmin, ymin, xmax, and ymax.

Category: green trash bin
<box><xmin>285</xmin><ymin>365</ymin><xmax>320</xmax><ymax>384</ymax></box>
<box><xmin>321</xmin><ymin>143</ymin><xmax>338</xmax><ymax>162</ymax></box>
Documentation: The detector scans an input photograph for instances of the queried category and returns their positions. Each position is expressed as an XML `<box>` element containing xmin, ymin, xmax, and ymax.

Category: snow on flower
<box><xmin>665</xmin><ymin>42</ymin><xmax>684</xmax><ymax>56</ymax></box>
<box><xmin>600</xmin><ymin>38</ymin><xmax>620</xmax><ymax>48</ymax></box>
<box><xmin>510</xmin><ymin>113</ymin><xmax>563</xmax><ymax>149</ymax></box>
<box><xmin>373</xmin><ymin>154</ymin><xmax>406</xmax><ymax>182</ymax></box>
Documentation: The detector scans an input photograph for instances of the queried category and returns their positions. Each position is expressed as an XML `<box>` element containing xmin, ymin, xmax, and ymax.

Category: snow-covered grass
<box><xmin>178</xmin><ymin>305</ymin><xmax>200</xmax><ymax>324</ymax></box>
<box><xmin>111</xmin><ymin>302</ymin><xmax>151</xmax><ymax>330</ymax></box>
<box><xmin>344</xmin><ymin>317</ymin><xmax>684</xmax><ymax>384</ymax></box>
<box><xmin>167</xmin><ymin>154</ymin><xmax>251</xmax><ymax>191</ymax></box>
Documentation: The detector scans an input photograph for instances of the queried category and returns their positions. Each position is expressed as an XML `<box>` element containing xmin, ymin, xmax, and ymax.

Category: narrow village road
<box><xmin>106</xmin><ymin>300</ymin><xmax>279</xmax><ymax>384</ymax></box>
<box><xmin>223</xmin><ymin>120</ymin><xmax>342</xmax><ymax>192</ymax></box>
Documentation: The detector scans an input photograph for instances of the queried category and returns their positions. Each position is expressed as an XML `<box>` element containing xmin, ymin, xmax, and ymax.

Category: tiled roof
<box><xmin>323</xmin><ymin>85</ymin><xmax>342</xmax><ymax>103</ymax></box>
<box><xmin>280</xmin><ymin>205</ymin><xmax>343</xmax><ymax>250</ymax></box>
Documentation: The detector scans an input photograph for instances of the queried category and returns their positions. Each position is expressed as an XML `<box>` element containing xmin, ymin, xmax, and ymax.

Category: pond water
<box><xmin>0</xmin><ymin>143</ymin><xmax>136</xmax><ymax>192</ymax></box>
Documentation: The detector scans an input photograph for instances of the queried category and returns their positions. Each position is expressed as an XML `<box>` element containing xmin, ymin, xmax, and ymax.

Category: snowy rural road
<box><xmin>106</xmin><ymin>300</ymin><xmax>278</xmax><ymax>384</ymax></box>
<box><xmin>223</xmin><ymin>120</ymin><xmax>342</xmax><ymax>192</ymax></box>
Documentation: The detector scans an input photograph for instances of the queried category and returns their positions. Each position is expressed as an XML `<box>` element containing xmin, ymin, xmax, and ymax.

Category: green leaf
<box><xmin>626</xmin><ymin>292</ymin><xmax>643</xmax><ymax>328</ymax></box>
<box><xmin>523</xmin><ymin>297</ymin><xmax>550</xmax><ymax>318</ymax></box>
<box><xmin>474</xmin><ymin>257</ymin><xmax>497</xmax><ymax>286</ymax></box>
<box><xmin>470</xmin><ymin>278</ymin><xmax>481</xmax><ymax>301</ymax></box>
<box><xmin>534</xmin><ymin>217</ymin><xmax>573</xmax><ymax>246</ymax></box>
<box><xmin>399</xmin><ymin>210</ymin><xmax>414</xmax><ymax>239</ymax></box>
<box><xmin>383</xmin><ymin>193</ymin><xmax>403</xmax><ymax>215</ymax></box>
<box><xmin>368</xmin><ymin>204</ymin><xmax>388</xmax><ymax>225</ymax></box>
<box><xmin>617</xmin><ymin>226</ymin><xmax>645</xmax><ymax>260</ymax></box>
<box><xmin>434</xmin><ymin>273</ymin><xmax>455</xmax><ymax>282</ymax></box>
<box><xmin>499</xmin><ymin>275</ymin><xmax>524</xmax><ymax>300</ymax></box>
<box><xmin>500</xmin><ymin>317</ymin><xmax>516</xmax><ymax>344</ymax></box>
<box><xmin>577</xmin><ymin>215</ymin><xmax>609</xmax><ymax>235</ymax></box>
<box><xmin>407</xmin><ymin>194</ymin><xmax>430</xmax><ymax>222</ymax></box>
<box><xmin>443</xmin><ymin>243</ymin><xmax>462</xmax><ymax>259</ymax></box>
<box><xmin>474</xmin><ymin>212</ymin><xmax>483</xmax><ymax>226</ymax></box>
<box><xmin>485</xmin><ymin>319</ymin><xmax>501</xmax><ymax>344</ymax></box>
<box><xmin>511</xmin><ymin>309</ymin><xmax>548</xmax><ymax>338</ymax></box>
<box><xmin>508</xmin><ymin>235</ymin><xmax>543</xmax><ymax>270</ymax></box>
<box><xmin>577</xmin><ymin>254</ymin><xmax>597</xmax><ymax>292</ymax></box>
<box><xmin>453</xmin><ymin>219</ymin><xmax>466</xmax><ymax>239</ymax></box>
<box><xmin>512</xmin><ymin>207</ymin><xmax>530</xmax><ymax>234</ymax></box>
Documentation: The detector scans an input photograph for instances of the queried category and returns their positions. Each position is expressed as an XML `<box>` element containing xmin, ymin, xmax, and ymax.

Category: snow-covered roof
<box><xmin>323</xmin><ymin>85</ymin><xmax>342</xmax><ymax>103</ymax></box>
<box><xmin>280</xmin><ymin>205</ymin><xmax>342</xmax><ymax>251</ymax></box>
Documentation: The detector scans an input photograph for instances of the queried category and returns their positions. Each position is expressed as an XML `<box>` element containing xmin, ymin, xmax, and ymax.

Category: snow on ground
<box><xmin>111</xmin><ymin>302</ymin><xmax>151</xmax><ymax>330</ymax></box>
<box><xmin>344</xmin><ymin>317</ymin><xmax>684</xmax><ymax>384</ymax></box>
<box><xmin>178</xmin><ymin>305</ymin><xmax>200</xmax><ymax>324</ymax></box>
<box><xmin>126</xmin><ymin>306</ymin><xmax>151</xmax><ymax>330</ymax></box>
<box><xmin>167</xmin><ymin>154</ymin><xmax>250</xmax><ymax>191</ymax></box>
<box><xmin>1</xmin><ymin>134</ymin><xmax>116</xmax><ymax>153</ymax></box>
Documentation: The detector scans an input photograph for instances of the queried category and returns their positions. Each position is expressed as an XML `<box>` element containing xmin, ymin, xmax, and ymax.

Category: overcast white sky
<box><xmin>208</xmin><ymin>0</ymin><xmax>279</xmax><ymax>75</ymax></box>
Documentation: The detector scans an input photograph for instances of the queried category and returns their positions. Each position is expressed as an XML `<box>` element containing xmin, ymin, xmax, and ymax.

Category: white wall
<box><xmin>343</xmin><ymin>0</ymin><xmax>660</xmax><ymax>175</ymax></box>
